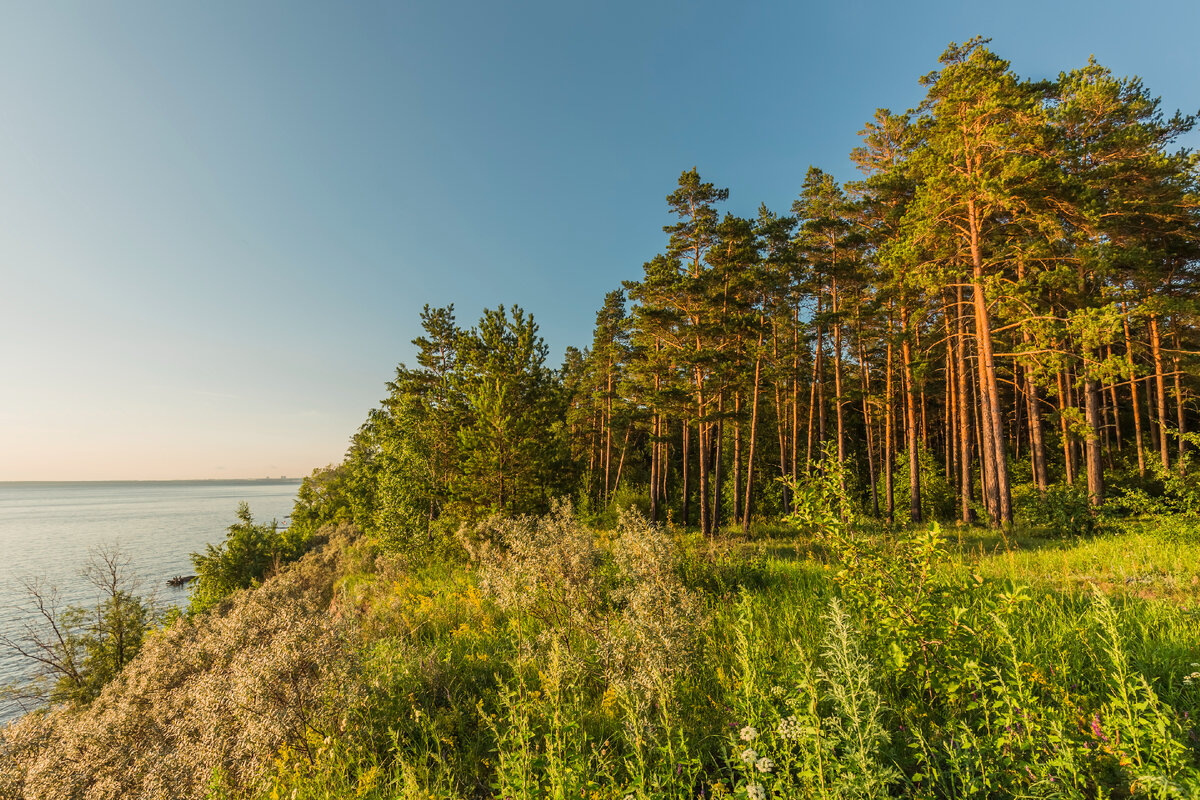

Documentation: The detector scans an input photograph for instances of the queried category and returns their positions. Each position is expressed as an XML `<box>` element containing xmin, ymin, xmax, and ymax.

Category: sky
<box><xmin>2</xmin><ymin>1</ymin><xmax>1198</xmax><ymax>481</ymax></box>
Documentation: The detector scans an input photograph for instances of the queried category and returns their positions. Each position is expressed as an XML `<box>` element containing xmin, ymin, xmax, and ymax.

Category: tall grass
<box><xmin>251</xmin><ymin>510</ymin><xmax>1200</xmax><ymax>799</ymax></box>
<box><xmin>4</xmin><ymin>511</ymin><xmax>1199</xmax><ymax>799</ymax></box>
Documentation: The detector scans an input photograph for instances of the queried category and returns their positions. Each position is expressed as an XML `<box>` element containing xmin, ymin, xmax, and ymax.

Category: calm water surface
<box><xmin>0</xmin><ymin>479</ymin><xmax>300</xmax><ymax>724</ymax></box>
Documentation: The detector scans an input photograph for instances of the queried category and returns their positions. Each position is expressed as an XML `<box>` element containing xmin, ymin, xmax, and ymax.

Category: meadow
<box><xmin>251</xmin><ymin>508</ymin><xmax>1200</xmax><ymax>800</ymax></box>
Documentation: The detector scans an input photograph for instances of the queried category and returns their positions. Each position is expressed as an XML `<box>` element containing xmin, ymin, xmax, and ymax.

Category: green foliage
<box><xmin>454</xmin><ymin>305</ymin><xmax>572</xmax><ymax>516</ymax></box>
<box><xmin>189</xmin><ymin>502</ymin><xmax>306</xmax><ymax>614</ymax></box>
<box><xmin>781</xmin><ymin>440</ymin><xmax>856</xmax><ymax>537</ymax></box>
<box><xmin>294</xmin><ymin>304</ymin><xmax>574</xmax><ymax>556</ymax></box>
<box><xmin>289</xmin><ymin>462</ymin><xmax>356</xmax><ymax>538</ymax></box>
<box><xmin>889</xmin><ymin>444</ymin><xmax>957</xmax><ymax>522</ymax></box>
<box><xmin>0</xmin><ymin>544</ymin><xmax>157</xmax><ymax>707</ymax></box>
<box><xmin>1150</xmin><ymin>433</ymin><xmax>1200</xmax><ymax>517</ymax></box>
<box><xmin>8</xmin><ymin>509</ymin><xmax>1200</xmax><ymax>799</ymax></box>
<box><xmin>1017</xmin><ymin>482</ymin><xmax>1104</xmax><ymax>538</ymax></box>
<box><xmin>59</xmin><ymin>589</ymin><xmax>154</xmax><ymax>703</ymax></box>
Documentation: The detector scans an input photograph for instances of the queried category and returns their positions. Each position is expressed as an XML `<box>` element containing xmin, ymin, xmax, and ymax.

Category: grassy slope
<box><xmin>261</xmin><ymin>518</ymin><xmax>1200</xmax><ymax>800</ymax></box>
<box><xmin>3</xmin><ymin>516</ymin><xmax>1197</xmax><ymax>799</ymax></box>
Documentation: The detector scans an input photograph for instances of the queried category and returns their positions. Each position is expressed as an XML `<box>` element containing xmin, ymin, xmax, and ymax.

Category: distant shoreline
<box><xmin>0</xmin><ymin>478</ymin><xmax>303</xmax><ymax>486</ymax></box>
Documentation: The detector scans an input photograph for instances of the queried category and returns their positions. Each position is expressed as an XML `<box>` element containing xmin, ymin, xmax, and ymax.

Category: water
<box><xmin>0</xmin><ymin>479</ymin><xmax>301</xmax><ymax>724</ymax></box>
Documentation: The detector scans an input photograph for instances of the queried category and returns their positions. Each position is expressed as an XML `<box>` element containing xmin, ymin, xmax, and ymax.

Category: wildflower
<box><xmin>770</xmin><ymin>685</ymin><xmax>785</xmax><ymax>697</ymax></box>
<box><xmin>755</xmin><ymin>756</ymin><xmax>775</xmax><ymax>774</ymax></box>
<box><xmin>740</xmin><ymin>748</ymin><xmax>758</xmax><ymax>765</ymax></box>
<box><xmin>746</xmin><ymin>783</ymin><xmax>766</xmax><ymax>800</ymax></box>
<box><xmin>740</xmin><ymin>725</ymin><xmax>758</xmax><ymax>742</ymax></box>
<box><xmin>777</xmin><ymin>715</ymin><xmax>802</xmax><ymax>742</ymax></box>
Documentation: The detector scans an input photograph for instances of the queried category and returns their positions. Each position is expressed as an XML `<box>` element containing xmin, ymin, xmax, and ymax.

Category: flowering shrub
<box><xmin>0</xmin><ymin>523</ymin><xmax>360</xmax><ymax>800</ymax></box>
<box><xmin>605</xmin><ymin>509</ymin><xmax>702</xmax><ymax>705</ymax></box>
<box><xmin>464</xmin><ymin>501</ymin><xmax>700</xmax><ymax>711</ymax></box>
<box><xmin>463</xmin><ymin>499</ymin><xmax>610</xmax><ymax>658</ymax></box>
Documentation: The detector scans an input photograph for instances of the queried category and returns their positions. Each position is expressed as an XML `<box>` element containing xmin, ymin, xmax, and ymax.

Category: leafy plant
<box><xmin>190</xmin><ymin>502</ymin><xmax>308</xmax><ymax>614</ymax></box>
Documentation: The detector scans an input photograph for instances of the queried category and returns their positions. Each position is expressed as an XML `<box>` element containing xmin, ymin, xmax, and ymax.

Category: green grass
<box><xmin>250</xmin><ymin>517</ymin><xmax>1200</xmax><ymax>800</ymax></box>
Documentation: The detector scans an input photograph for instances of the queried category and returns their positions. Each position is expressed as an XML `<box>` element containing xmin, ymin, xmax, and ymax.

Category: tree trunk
<box><xmin>712</xmin><ymin>413</ymin><xmax>724</xmax><ymax>532</ymax></box>
<box><xmin>857</xmin><ymin>325</ymin><xmax>879</xmax><ymax>518</ymax></box>
<box><xmin>697</xmin><ymin>405</ymin><xmax>711</xmax><ymax>537</ymax></box>
<box><xmin>1174</xmin><ymin>327</ymin><xmax>1187</xmax><ymax>469</ymax></box>
<box><xmin>944</xmin><ymin>296</ymin><xmax>956</xmax><ymax>482</ymax></box>
<box><xmin>832</xmin><ymin>281</ymin><xmax>846</xmax><ymax>493</ymax></box>
<box><xmin>955</xmin><ymin>288</ymin><xmax>976</xmax><ymax>523</ymax></box>
<box><xmin>1025</xmin><ymin>367</ymin><xmax>1048</xmax><ymax>497</ymax></box>
<box><xmin>901</xmin><ymin>302</ymin><xmax>922</xmax><ymax>523</ymax></box>
<box><xmin>1085</xmin><ymin>375</ymin><xmax>1104</xmax><ymax>507</ymax></box>
<box><xmin>1151</xmin><ymin>314</ymin><xmax>1170</xmax><ymax>471</ymax></box>
<box><xmin>885</xmin><ymin>306</ymin><xmax>896</xmax><ymax>524</ymax></box>
<box><xmin>968</xmin><ymin>201</ymin><xmax>1012</xmax><ymax>526</ymax></box>
<box><xmin>816</xmin><ymin>322</ymin><xmax>827</xmax><ymax>456</ymax></box>
<box><xmin>613</xmin><ymin>424</ymin><xmax>631</xmax><ymax>501</ymax></box>
<box><xmin>604</xmin><ymin>373</ymin><xmax>613</xmax><ymax>499</ymax></box>
<box><xmin>1147</xmin><ymin>374</ymin><xmax>1160</xmax><ymax>456</ymax></box>
<box><xmin>649</xmin><ymin>413</ymin><xmax>659</xmax><ymax>522</ymax></box>
<box><xmin>1106</xmin><ymin>345</ymin><xmax>1122</xmax><ymax>452</ymax></box>
<box><xmin>1017</xmin><ymin>285</ymin><xmax>1048</xmax><ymax>495</ymax></box>
<box><xmin>978</xmin><ymin>354</ymin><xmax>1000</xmax><ymax>525</ymax></box>
<box><xmin>1122</xmin><ymin>305</ymin><xmax>1146</xmax><ymax>476</ymax></box>
<box><xmin>1057</xmin><ymin>370</ymin><xmax>1074</xmax><ymax>485</ymax></box>
<box><xmin>681</xmin><ymin>420</ymin><xmax>690</xmax><ymax>527</ymax></box>
<box><xmin>732</xmin><ymin>394</ymin><xmax>742</xmax><ymax>524</ymax></box>
<box><xmin>744</xmin><ymin>330</ymin><xmax>764</xmax><ymax>533</ymax></box>
<box><xmin>792</xmin><ymin>306</ymin><xmax>801</xmax><ymax>481</ymax></box>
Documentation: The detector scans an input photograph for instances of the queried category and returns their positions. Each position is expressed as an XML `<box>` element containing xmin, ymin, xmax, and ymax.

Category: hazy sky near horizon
<box><xmin>3</xmin><ymin>1</ymin><xmax>1198</xmax><ymax>481</ymax></box>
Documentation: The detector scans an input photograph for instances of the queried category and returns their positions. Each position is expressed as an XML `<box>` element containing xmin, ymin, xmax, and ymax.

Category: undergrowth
<box><xmin>3</xmin><ymin>506</ymin><xmax>1199</xmax><ymax>799</ymax></box>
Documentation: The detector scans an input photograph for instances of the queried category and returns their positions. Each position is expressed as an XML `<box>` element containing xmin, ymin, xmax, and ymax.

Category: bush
<box><xmin>0</xmin><ymin>544</ymin><xmax>157</xmax><ymax>707</ymax></box>
<box><xmin>463</xmin><ymin>501</ymin><xmax>700</xmax><ymax>709</ymax></box>
<box><xmin>0</xmin><ymin>524</ymin><xmax>358</xmax><ymax>800</ymax></box>
<box><xmin>1017</xmin><ymin>482</ymin><xmax>1103</xmax><ymax>537</ymax></box>
<box><xmin>888</xmin><ymin>443</ymin><xmax>957</xmax><ymax>522</ymax></box>
<box><xmin>782</xmin><ymin>440</ymin><xmax>855</xmax><ymax>538</ymax></box>
<box><xmin>190</xmin><ymin>502</ymin><xmax>309</xmax><ymax>614</ymax></box>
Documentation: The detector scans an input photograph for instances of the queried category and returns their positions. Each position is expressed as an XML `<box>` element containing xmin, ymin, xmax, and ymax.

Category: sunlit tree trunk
<box><xmin>1151</xmin><ymin>313</ymin><xmax>1170</xmax><ymax>471</ymax></box>
<box><xmin>955</xmin><ymin>288</ymin><xmax>976</xmax><ymax>523</ymax></box>
<box><xmin>901</xmin><ymin>302</ymin><xmax>922</xmax><ymax>523</ymax></box>
<box><xmin>1123</xmin><ymin>309</ymin><xmax>1146</xmax><ymax>477</ymax></box>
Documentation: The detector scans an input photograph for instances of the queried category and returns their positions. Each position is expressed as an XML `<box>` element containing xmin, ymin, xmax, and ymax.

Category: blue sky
<box><xmin>2</xmin><ymin>1</ymin><xmax>1198</xmax><ymax>480</ymax></box>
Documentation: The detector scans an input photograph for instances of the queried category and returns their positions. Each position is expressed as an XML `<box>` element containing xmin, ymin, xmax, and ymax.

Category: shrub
<box><xmin>0</xmin><ymin>543</ymin><xmax>157</xmax><ymax>707</ymax></box>
<box><xmin>605</xmin><ymin>509</ymin><xmax>702</xmax><ymax>706</ymax></box>
<box><xmin>782</xmin><ymin>440</ymin><xmax>855</xmax><ymax>538</ymax></box>
<box><xmin>1017</xmin><ymin>482</ymin><xmax>1103</xmax><ymax>537</ymax></box>
<box><xmin>0</xmin><ymin>524</ymin><xmax>358</xmax><ymax>800</ymax></box>
<box><xmin>190</xmin><ymin>502</ymin><xmax>309</xmax><ymax>614</ymax></box>
<box><xmin>463</xmin><ymin>499</ymin><xmax>610</xmax><ymax>660</ymax></box>
<box><xmin>465</xmin><ymin>501</ymin><xmax>700</xmax><ymax>709</ymax></box>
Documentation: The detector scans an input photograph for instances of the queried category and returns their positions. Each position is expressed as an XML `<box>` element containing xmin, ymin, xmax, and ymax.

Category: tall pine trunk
<box><xmin>832</xmin><ymin>281</ymin><xmax>846</xmax><ymax>495</ymax></box>
<box><xmin>955</xmin><ymin>288</ymin><xmax>976</xmax><ymax>523</ymax></box>
<box><xmin>857</xmin><ymin>322</ymin><xmax>879</xmax><ymax>518</ymax></box>
<box><xmin>885</xmin><ymin>306</ymin><xmax>896</xmax><ymax>523</ymax></box>
<box><xmin>1151</xmin><ymin>313</ymin><xmax>1170</xmax><ymax>471</ymax></box>
<box><xmin>681</xmin><ymin>420</ymin><xmax>690</xmax><ymax>527</ymax></box>
<box><xmin>1123</xmin><ymin>305</ymin><xmax>1146</xmax><ymax>476</ymax></box>
<box><xmin>743</xmin><ymin>324</ymin><xmax>764</xmax><ymax>532</ymax></box>
<box><xmin>967</xmin><ymin>201</ymin><xmax>1012</xmax><ymax>525</ymax></box>
<box><xmin>901</xmin><ymin>302</ymin><xmax>922</xmax><ymax>523</ymax></box>
<box><xmin>1174</xmin><ymin>327</ymin><xmax>1187</xmax><ymax>469</ymax></box>
<box><xmin>1085</xmin><ymin>373</ymin><xmax>1104</xmax><ymax>507</ymax></box>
